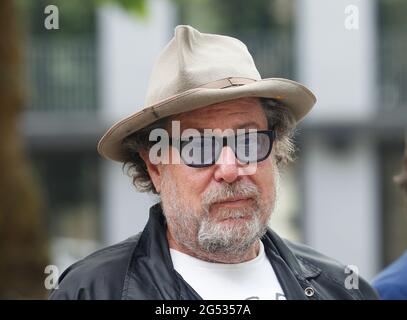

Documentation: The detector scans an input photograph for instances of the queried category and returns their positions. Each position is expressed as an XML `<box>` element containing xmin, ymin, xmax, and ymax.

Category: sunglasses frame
<box><xmin>170</xmin><ymin>129</ymin><xmax>277</xmax><ymax>168</ymax></box>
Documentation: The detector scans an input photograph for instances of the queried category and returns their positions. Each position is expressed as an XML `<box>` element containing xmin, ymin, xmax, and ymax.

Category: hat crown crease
<box><xmin>145</xmin><ymin>25</ymin><xmax>261</xmax><ymax>106</ymax></box>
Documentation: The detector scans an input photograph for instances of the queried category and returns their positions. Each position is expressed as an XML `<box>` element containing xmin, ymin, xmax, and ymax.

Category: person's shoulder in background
<box><xmin>372</xmin><ymin>250</ymin><xmax>407</xmax><ymax>300</ymax></box>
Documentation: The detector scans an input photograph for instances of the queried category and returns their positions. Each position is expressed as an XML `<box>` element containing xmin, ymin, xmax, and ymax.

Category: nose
<box><xmin>213</xmin><ymin>146</ymin><xmax>239</xmax><ymax>183</ymax></box>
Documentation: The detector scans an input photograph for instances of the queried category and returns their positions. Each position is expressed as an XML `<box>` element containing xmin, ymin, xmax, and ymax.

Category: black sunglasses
<box><xmin>169</xmin><ymin>130</ymin><xmax>276</xmax><ymax>168</ymax></box>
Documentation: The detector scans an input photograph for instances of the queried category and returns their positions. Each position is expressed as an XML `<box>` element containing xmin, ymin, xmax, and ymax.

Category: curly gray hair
<box><xmin>121</xmin><ymin>98</ymin><xmax>296</xmax><ymax>194</ymax></box>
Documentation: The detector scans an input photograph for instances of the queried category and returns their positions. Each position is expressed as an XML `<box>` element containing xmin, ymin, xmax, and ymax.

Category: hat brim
<box><xmin>97</xmin><ymin>78</ymin><xmax>316</xmax><ymax>162</ymax></box>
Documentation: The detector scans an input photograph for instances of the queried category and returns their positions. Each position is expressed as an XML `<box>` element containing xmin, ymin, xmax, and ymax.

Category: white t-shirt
<box><xmin>170</xmin><ymin>241</ymin><xmax>286</xmax><ymax>300</ymax></box>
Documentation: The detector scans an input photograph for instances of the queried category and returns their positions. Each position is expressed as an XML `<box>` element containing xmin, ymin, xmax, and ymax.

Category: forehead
<box><xmin>169</xmin><ymin>97</ymin><xmax>267</xmax><ymax>131</ymax></box>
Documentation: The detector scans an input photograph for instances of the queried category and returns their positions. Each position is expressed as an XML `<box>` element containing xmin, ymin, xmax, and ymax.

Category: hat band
<box><xmin>199</xmin><ymin>77</ymin><xmax>256</xmax><ymax>89</ymax></box>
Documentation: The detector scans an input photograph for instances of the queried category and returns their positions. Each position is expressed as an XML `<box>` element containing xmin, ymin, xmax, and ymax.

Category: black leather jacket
<box><xmin>49</xmin><ymin>203</ymin><xmax>378</xmax><ymax>300</ymax></box>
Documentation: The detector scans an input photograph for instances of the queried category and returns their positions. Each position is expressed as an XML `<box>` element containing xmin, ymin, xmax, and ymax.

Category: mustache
<box><xmin>201</xmin><ymin>181</ymin><xmax>261</xmax><ymax>213</ymax></box>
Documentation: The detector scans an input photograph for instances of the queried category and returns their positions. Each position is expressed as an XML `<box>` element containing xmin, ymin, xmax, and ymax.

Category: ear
<box><xmin>139</xmin><ymin>149</ymin><xmax>163</xmax><ymax>193</ymax></box>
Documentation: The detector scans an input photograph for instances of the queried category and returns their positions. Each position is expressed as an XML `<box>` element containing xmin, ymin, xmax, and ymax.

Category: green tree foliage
<box><xmin>175</xmin><ymin>0</ymin><xmax>294</xmax><ymax>35</ymax></box>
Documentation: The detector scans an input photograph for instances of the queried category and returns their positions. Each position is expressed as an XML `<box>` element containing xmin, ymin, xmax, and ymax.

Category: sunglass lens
<box><xmin>180</xmin><ymin>136</ymin><xmax>219</xmax><ymax>167</ymax></box>
<box><xmin>235</xmin><ymin>132</ymin><xmax>272</xmax><ymax>163</ymax></box>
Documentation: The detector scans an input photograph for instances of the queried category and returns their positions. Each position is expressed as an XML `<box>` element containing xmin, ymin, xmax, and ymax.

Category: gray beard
<box><xmin>196</xmin><ymin>206</ymin><xmax>268</xmax><ymax>255</ymax></box>
<box><xmin>161</xmin><ymin>176</ymin><xmax>274</xmax><ymax>258</ymax></box>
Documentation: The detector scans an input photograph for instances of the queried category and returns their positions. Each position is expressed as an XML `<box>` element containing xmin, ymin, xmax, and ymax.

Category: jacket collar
<box><xmin>257</xmin><ymin>228</ymin><xmax>321</xmax><ymax>300</ymax></box>
<box><xmin>264</xmin><ymin>228</ymin><xmax>322</xmax><ymax>281</ymax></box>
<box><xmin>123</xmin><ymin>203</ymin><xmax>183</xmax><ymax>299</ymax></box>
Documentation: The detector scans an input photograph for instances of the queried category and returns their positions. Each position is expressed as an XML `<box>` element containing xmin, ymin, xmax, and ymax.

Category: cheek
<box><xmin>251</xmin><ymin>158</ymin><xmax>278</xmax><ymax>198</ymax></box>
<box><xmin>170</xmin><ymin>165</ymin><xmax>212</xmax><ymax>202</ymax></box>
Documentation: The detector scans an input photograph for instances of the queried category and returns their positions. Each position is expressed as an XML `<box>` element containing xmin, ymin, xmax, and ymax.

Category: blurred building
<box><xmin>21</xmin><ymin>0</ymin><xmax>407</xmax><ymax>280</ymax></box>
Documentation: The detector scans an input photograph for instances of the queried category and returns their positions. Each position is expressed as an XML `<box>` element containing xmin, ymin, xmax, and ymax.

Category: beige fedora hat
<box><xmin>98</xmin><ymin>25</ymin><xmax>316</xmax><ymax>162</ymax></box>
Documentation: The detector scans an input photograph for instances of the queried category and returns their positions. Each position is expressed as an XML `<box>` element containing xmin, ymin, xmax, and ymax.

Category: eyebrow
<box><xmin>184</xmin><ymin>122</ymin><xmax>261</xmax><ymax>133</ymax></box>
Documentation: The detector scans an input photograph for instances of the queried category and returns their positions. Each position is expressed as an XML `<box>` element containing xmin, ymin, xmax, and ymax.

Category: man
<box><xmin>50</xmin><ymin>25</ymin><xmax>378</xmax><ymax>300</ymax></box>
<box><xmin>372</xmin><ymin>138</ymin><xmax>407</xmax><ymax>299</ymax></box>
